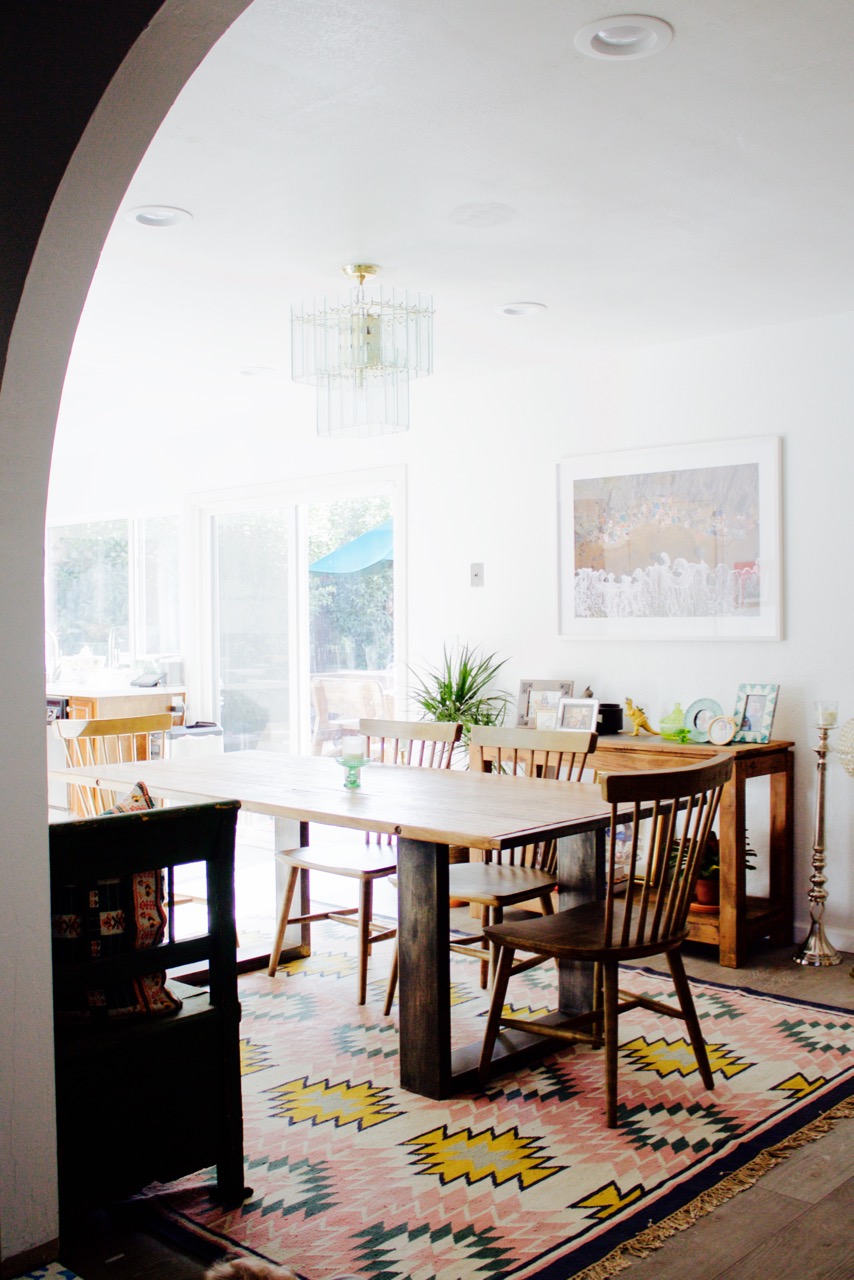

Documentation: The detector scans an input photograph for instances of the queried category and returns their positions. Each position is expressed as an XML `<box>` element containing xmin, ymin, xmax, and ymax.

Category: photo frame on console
<box><xmin>731</xmin><ymin>682</ymin><xmax>779</xmax><ymax>743</ymax></box>
<box><xmin>517</xmin><ymin>680</ymin><xmax>574</xmax><ymax>729</ymax></box>
<box><xmin>557</xmin><ymin>697</ymin><xmax>600</xmax><ymax>733</ymax></box>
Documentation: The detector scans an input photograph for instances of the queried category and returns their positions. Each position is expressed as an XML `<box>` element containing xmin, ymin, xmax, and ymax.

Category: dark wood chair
<box><xmin>383</xmin><ymin>725</ymin><xmax>597</xmax><ymax>1012</ymax></box>
<box><xmin>478</xmin><ymin>754</ymin><xmax>733</xmax><ymax>1126</ymax></box>
<box><xmin>49</xmin><ymin>799</ymin><xmax>245</xmax><ymax>1217</ymax></box>
<box><xmin>268</xmin><ymin>718</ymin><xmax>462</xmax><ymax>1004</ymax></box>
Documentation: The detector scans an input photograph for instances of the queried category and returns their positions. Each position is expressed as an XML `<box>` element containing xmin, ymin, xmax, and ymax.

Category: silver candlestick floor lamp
<box><xmin>794</xmin><ymin>701</ymin><xmax>842</xmax><ymax>966</ymax></box>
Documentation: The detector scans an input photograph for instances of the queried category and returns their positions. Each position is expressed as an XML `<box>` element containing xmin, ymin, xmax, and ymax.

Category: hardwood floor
<box><xmin>59</xmin><ymin>941</ymin><xmax>854</xmax><ymax>1280</ymax></box>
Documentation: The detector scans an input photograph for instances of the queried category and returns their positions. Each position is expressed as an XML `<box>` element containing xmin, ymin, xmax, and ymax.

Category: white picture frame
<box><xmin>557</xmin><ymin>436</ymin><xmax>783</xmax><ymax>640</ymax></box>
<box><xmin>557</xmin><ymin>697</ymin><xmax>600</xmax><ymax>733</ymax></box>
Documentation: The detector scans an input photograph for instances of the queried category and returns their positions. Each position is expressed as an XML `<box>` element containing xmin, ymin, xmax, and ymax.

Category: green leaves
<box><xmin>409</xmin><ymin>643</ymin><xmax>510</xmax><ymax>743</ymax></box>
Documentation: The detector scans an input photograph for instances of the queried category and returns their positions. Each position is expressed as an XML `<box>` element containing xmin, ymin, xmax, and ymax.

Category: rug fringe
<box><xmin>572</xmin><ymin>1098</ymin><xmax>854</xmax><ymax>1280</ymax></box>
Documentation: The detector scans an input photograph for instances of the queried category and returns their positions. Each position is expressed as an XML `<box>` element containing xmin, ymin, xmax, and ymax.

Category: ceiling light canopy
<box><xmin>291</xmin><ymin>265</ymin><xmax>433</xmax><ymax>438</ymax></box>
<box><xmin>126</xmin><ymin>205</ymin><xmax>193</xmax><ymax>227</ymax></box>
<box><xmin>575</xmin><ymin>14</ymin><xmax>673</xmax><ymax>60</ymax></box>
<box><xmin>499</xmin><ymin>301</ymin><xmax>548</xmax><ymax>316</ymax></box>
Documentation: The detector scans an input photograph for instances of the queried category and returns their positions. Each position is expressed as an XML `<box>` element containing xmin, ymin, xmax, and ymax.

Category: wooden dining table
<box><xmin>54</xmin><ymin>749</ymin><xmax>616</xmax><ymax>1099</ymax></box>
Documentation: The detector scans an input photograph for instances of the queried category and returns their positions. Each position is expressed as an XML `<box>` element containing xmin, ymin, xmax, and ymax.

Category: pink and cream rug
<box><xmin>152</xmin><ymin>924</ymin><xmax>854</xmax><ymax>1280</ymax></box>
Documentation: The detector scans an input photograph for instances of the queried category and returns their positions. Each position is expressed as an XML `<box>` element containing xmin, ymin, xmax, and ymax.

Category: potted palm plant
<box><xmin>409</xmin><ymin>643</ymin><xmax>510</xmax><ymax>899</ymax></box>
<box><xmin>409</xmin><ymin>643</ymin><xmax>510</xmax><ymax>757</ymax></box>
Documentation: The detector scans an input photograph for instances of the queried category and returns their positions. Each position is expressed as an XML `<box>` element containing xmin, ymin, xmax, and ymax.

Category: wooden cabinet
<box><xmin>46</xmin><ymin>685</ymin><xmax>188</xmax><ymax>815</ymax></box>
<box><xmin>54</xmin><ymin>684</ymin><xmax>187</xmax><ymax>722</ymax></box>
<box><xmin>590</xmin><ymin>734</ymin><xmax>794</xmax><ymax>968</ymax></box>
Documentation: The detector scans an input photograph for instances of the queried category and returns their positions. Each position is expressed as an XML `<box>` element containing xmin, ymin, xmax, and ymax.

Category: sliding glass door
<box><xmin>213</xmin><ymin>509</ymin><xmax>291</xmax><ymax>752</ymax></box>
<box><xmin>206</xmin><ymin>471</ymin><xmax>402</xmax><ymax>756</ymax></box>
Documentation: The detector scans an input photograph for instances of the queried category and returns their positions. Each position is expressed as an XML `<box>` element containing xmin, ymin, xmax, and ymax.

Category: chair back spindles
<box><xmin>361</xmin><ymin>718</ymin><xmax>460</xmax><ymax>772</ymax></box>
<box><xmin>468</xmin><ymin>725</ymin><xmax>598</xmax><ymax>871</ymax></box>
<box><xmin>469</xmin><ymin>724</ymin><xmax>596</xmax><ymax>784</ymax></box>
<box><xmin>54</xmin><ymin>714</ymin><xmax>174</xmax><ymax>817</ymax></box>
<box><xmin>600</xmin><ymin>755</ymin><xmax>731</xmax><ymax>952</ymax></box>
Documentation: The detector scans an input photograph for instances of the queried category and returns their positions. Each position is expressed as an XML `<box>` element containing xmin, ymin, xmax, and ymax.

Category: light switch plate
<box><xmin>471</xmin><ymin>562</ymin><xmax>484</xmax><ymax>587</ymax></box>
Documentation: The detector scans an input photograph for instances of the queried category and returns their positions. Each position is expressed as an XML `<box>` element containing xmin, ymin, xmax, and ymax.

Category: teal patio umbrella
<box><xmin>309</xmin><ymin>519</ymin><xmax>393</xmax><ymax>574</ymax></box>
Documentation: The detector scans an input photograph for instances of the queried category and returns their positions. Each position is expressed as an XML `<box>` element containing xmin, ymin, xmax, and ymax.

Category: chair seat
<box><xmin>279</xmin><ymin>842</ymin><xmax>397</xmax><ymax>880</ymax></box>
<box><xmin>484</xmin><ymin>898</ymin><xmax>688</xmax><ymax>962</ymax></box>
<box><xmin>448</xmin><ymin>860</ymin><xmax>557</xmax><ymax>907</ymax></box>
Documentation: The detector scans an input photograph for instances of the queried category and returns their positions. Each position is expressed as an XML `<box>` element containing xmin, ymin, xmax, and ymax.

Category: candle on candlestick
<box><xmin>815</xmin><ymin>700</ymin><xmax>838</xmax><ymax>728</ymax></box>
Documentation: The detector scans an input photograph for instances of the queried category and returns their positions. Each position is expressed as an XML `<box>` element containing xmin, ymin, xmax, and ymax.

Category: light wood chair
<box><xmin>53</xmin><ymin>713</ymin><xmax>174</xmax><ymax>818</ymax></box>
<box><xmin>310</xmin><ymin>676</ymin><xmax>392</xmax><ymax>755</ymax></box>
<box><xmin>268</xmin><ymin>717</ymin><xmax>462</xmax><ymax>1004</ymax></box>
<box><xmin>478</xmin><ymin>753</ymin><xmax>733</xmax><ymax>1127</ymax></box>
<box><xmin>383</xmin><ymin>724</ymin><xmax>597</xmax><ymax>1013</ymax></box>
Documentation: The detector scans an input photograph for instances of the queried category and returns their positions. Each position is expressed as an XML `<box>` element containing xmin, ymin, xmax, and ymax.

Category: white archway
<box><xmin>0</xmin><ymin>2</ymin><xmax>252</xmax><ymax>1265</ymax></box>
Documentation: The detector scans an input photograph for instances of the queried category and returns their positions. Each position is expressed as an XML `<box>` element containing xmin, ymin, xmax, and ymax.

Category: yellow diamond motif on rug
<box><xmin>573</xmin><ymin>1179</ymin><xmax>644</xmax><ymax>1220</ymax></box>
<box><xmin>774</xmin><ymin>1072</ymin><xmax>828</xmax><ymax>1099</ymax></box>
<box><xmin>285</xmin><ymin>950</ymin><xmax>355</xmax><ymax>981</ymax></box>
<box><xmin>501</xmin><ymin>1000</ymin><xmax>555</xmax><ymax>1021</ymax></box>
<box><xmin>405</xmin><ymin>1123</ymin><xmax>563</xmax><ymax>1189</ymax></box>
<box><xmin>240</xmin><ymin>1037</ymin><xmax>273</xmax><ymax>1075</ymax></box>
<box><xmin>622</xmin><ymin>1035</ymin><xmax>751</xmax><ymax>1079</ymax></box>
<box><xmin>267</xmin><ymin>1075</ymin><xmax>401</xmax><ymax>1130</ymax></box>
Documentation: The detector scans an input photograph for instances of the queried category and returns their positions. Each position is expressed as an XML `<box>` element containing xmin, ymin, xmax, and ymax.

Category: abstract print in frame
<box><xmin>558</xmin><ymin>436</ymin><xmax>782</xmax><ymax>639</ymax></box>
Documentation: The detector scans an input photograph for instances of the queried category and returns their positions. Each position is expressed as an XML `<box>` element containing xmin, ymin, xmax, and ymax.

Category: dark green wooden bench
<box><xmin>49</xmin><ymin>800</ymin><xmax>245</xmax><ymax>1217</ymax></box>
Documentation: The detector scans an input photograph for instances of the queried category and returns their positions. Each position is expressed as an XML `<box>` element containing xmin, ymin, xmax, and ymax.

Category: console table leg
<box><xmin>718</xmin><ymin>771</ymin><xmax>746</xmax><ymax>968</ymax></box>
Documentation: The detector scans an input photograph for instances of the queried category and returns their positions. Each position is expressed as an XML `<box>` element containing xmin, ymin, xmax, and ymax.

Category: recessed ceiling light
<box><xmin>499</xmin><ymin>301</ymin><xmax>548</xmax><ymax>316</ymax></box>
<box><xmin>239</xmin><ymin>366</ymin><xmax>276</xmax><ymax>377</ymax></box>
<box><xmin>575</xmin><ymin>14</ymin><xmax>673</xmax><ymax>60</ymax></box>
<box><xmin>126</xmin><ymin>205</ymin><xmax>193</xmax><ymax>227</ymax></box>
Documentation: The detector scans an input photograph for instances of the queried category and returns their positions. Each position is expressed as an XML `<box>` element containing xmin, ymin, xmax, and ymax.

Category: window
<box><xmin>45</xmin><ymin>516</ymin><xmax>180</xmax><ymax>678</ymax></box>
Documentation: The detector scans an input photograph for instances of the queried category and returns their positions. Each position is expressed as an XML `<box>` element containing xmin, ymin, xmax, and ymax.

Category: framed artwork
<box><xmin>557</xmin><ymin>436</ymin><xmax>782</xmax><ymax>640</ymax></box>
<box><xmin>517</xmin><ymin>679</ymin><xmax>574</xmax><ymax>729</ymax></box>
<box><xmin>732</xmin><ymin>682</ymin><xmax>780</xmax><ymax>743</ymax></box>
<box><xmin>557</xmin><ymin>697</ymin><xmax>600</xmax><ymax>733</ymax></box>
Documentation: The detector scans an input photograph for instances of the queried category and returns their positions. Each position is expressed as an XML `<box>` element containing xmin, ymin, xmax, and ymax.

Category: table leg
<box><xmin>396</xmin><ymin>836</ymin><xmax>452</xmax><ymax>1099</ymax></box>
<box><xmin>272</xmin><ymin>816</ymin><xmax>311</xmax><ymax>961</ymax></box>
<box><xmin>556</xmin><ymin>825</ymin><xmax>605</xmax><ymax>1011</ymax></box>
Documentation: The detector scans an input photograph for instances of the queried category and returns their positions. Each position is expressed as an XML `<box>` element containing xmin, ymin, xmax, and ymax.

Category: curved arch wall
<box><xmin>0</xmin><ymin>3</ymin><xmax>251</xmax><ymax>1266</ymax></box>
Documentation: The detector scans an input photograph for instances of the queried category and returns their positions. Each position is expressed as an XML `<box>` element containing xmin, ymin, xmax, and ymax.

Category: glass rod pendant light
<box><xmin>291</xmin><ymin>264</ymin><xmax>433</xmax><ymax>437</ymax></box>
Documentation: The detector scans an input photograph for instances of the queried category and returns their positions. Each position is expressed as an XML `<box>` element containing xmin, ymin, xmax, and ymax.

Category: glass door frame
<box><xmin>187</xmin><ymin>465</ymin><xmax>407</xmax><ymax>754</ymax></box>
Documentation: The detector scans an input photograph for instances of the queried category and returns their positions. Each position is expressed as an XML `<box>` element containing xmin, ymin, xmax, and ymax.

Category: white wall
<box><xmin>50</xmin><ymin>308</ymin><xmax>854</xmax><ymax>950</ymax></box>
<box><xmin>0</xmin><ymin>2</ymin><xmax>252</xmax><ymax>1266</ymax></box>
<box><xmin>401</xmin><ymin>313</ymin><xmax>854</xmax><ymax>948</ymax></box>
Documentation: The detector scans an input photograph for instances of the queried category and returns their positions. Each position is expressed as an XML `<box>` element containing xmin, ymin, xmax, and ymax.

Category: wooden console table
<box><xmin>591</xmin><ymin>734</ymin><xmax>794</xmax><ymax>967</ymax></box>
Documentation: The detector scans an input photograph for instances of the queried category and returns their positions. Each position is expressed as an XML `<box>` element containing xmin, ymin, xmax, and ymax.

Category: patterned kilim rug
<box><xmin>152</xmin><ymin>923</ymin><xmax>854</xmax><ymax>1280</ymax></box>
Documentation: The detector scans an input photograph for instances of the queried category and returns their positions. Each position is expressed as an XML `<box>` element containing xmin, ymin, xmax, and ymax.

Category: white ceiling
<box><xmin>57</xmin><ymin>0</ymin><xmax>854</xmax><ymax>460</ymax></box>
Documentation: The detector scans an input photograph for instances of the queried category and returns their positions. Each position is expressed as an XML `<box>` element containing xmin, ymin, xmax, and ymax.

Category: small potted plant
<box><xmin>409</xmin><ymin>643</ymin><xmax>510</xmax><ymax>760</ymax></box>
<box><xmin>409</xmin><ymin>643</ymin><xmax>510</xmax><ymax>900</ymax></box>
<box><xmin>692</xmin><ymin>832</ymin><xmax>722</xmax><ymax>908</ymax></box>
<box><xmin>691</xmin><ymin>831</ymin><xmax>757</xmax><ymax>910</ymax></box>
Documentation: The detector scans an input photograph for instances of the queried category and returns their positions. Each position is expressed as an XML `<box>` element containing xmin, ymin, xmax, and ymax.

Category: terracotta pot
<box><xmin>693</xmin><ymin>876</ymin><xmax>720</xmax><ymax>907</ymax></box>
